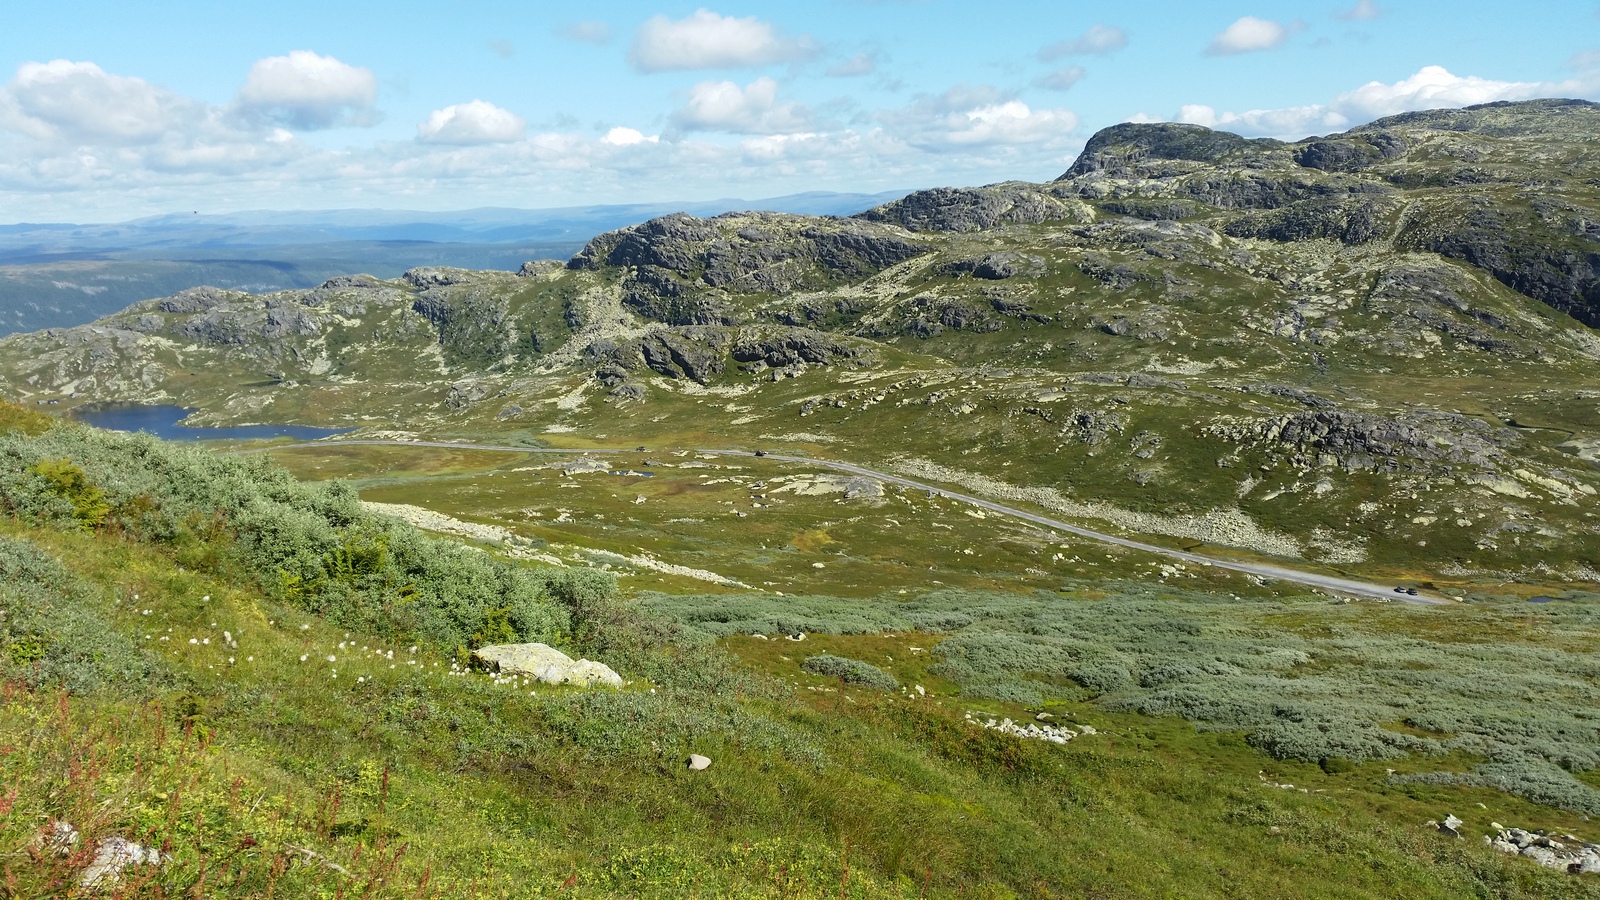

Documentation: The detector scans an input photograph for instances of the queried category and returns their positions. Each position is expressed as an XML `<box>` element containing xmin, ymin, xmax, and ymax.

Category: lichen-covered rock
<box><xmin>472</xmin><ymin>642</ymin><xmax>622</xmax><ymax>688</ymax></box>
<box><xmin>569</xmin><ymin>211</ymin><xmax>928</xmax><ymax>324</ymax></box>
<box><xmin>157</xmin><ymin>285</ymin><xmax>236</xmax><ymax>314</ymax></box>
<box><xmin>636</xmin><ymin>328</ymin><xmax>731</xmax><ymax>383</ymax></box>
<box><xmin>730</xmin><ymin>327</ymin><xmax>867</xmax><ymax>369</ymax></box>
<box><xmin>1223</xmin><ymin>197</ymin><xmax>1395</xmax><ymax>245</ymax></box>
<box><xmin>856</xmin><ymin>183</ymin><xmax>1092</xmax><ymax>232</ymax></box>
<box><xmin>403</xmin><ymin>266</ymin><xmax>478</xmax><ymax>288</ymax></box>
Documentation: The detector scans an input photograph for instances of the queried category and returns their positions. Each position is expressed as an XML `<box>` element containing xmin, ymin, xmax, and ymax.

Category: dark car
<box><xmin>754</xmin><ymin>450</ymin><xmax>767</xmax><ymax>457</ymax></box>
<box><xmin>636</xmin><ymin>446</ymin><xmax>647</xmax><ymax>452</ymax></box>
<box><xmin>1406</xmin><ymin>588</ymin><xmax>1419</xmax><ymax>596</ymax></box>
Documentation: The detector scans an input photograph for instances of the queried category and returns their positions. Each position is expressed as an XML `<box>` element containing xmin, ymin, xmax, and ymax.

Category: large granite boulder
<box><xmin>472</xmin><ymin>643</ymin><xmax>623</xmax><ymax>688</ymax></box>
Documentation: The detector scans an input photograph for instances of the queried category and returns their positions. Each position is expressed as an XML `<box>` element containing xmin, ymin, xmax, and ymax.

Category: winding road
<box><xmin>246</xmin><ymin>438</ymin><xmax>1449</xmax><ymax>605</ymax></box>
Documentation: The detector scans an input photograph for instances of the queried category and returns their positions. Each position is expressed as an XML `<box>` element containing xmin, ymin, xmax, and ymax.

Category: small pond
<box><xmin>72</xmin><ymin>404</ymin><xmax>352</xmax><ymax>442</ymax></box>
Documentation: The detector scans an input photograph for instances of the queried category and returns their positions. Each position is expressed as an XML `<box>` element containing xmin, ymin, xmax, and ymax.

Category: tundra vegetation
<box><xmin>4</xmin><ymin>405</ymin><xmax>1600</xmax><ymax>897</ymax></box>
<box><xmin>2</xmin><ymin>99</ymin><xmax>1600</xmax><ymax>897</ymax></box>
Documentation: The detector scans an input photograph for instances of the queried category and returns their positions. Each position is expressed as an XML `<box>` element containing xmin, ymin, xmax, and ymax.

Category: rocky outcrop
<box><xmin>569</xmin><ymin>211</ymin><xmax>928</xmax><ymax>325</ymax></box>
<box><xmin>636</xmin><ymin>327</ymin><xmax>730</xmax><ymax>383</ymax></box>
<box><xmin>730</xmin><ymin>327</ymin><xmax>868</xmax><ymax>370</ymax></box>
<box><xmin>412</xmin><ymin>289</ymin><xmax>514</xmax><ymax>367</ymax></box>
<box><xmin>1208</xmin><ymin>409</ymin><xmax>1515</xmax><ymax>469</ymax></box>
<box><xmin>856</xmin><ymin>182</ymin><xmax>1092</xmax><ymax>232</ymax></box>
<box><xmin>941</xmin><ymin>252</ymin><xmax>1045</xmax><ymax>280</ymax></box>
<box><xmin>1369</xmin><ymin>264</ymin><xmax>1525</xmax><ymax>354</ymax></box>
<box><xmin>472</xmin><ymin>642</ymin><xmax>623</xmax><ymax>688</ymax></box>
<box><xmin>1486</xmin><ymin>825</ymin><xmax>1600</xmax><ymax>875</ymax></box>
<box><xmin>1291</xmin><ymin>132</ymin><xmax>1406</xmax><ymax>172</ymax></box>
<box><xmin>1397</xmin><ymin>200</ymin><xmax>1600</xmax><ymax>327</ymax></box>
<box><xmin>403</xmin><ymin>266</ymin><xmax>478</xmax><ymax>289</ymax></box>
<box><xmin>1223</xmin><ymin>197</ymin><xmax>1394</xmax><ymax>244</ymax></box>
<box><xmin>1058</xmin><ymin>123</ymin><xmax>1287</xmax><ymax>179</ymax></box>
<box><xmin>157</xmin><ymin>285</ymin><xmax>237</xmax><ymax>314</ymax></box>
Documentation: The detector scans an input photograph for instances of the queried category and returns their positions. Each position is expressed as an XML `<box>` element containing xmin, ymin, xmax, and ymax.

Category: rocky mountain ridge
<box><xmin>3</xmin><ymin>99</ymin><xmax>1598</xmax><ymax>584</ymax></box>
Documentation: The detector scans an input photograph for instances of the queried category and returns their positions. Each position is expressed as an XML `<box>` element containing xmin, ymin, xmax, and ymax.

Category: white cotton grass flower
<box><xmin>201</xmin><ymin>638</ymin><xmax>210</xmax><ymax>645</ymax></box>
<box><xmin>357</xmin><ymin>676</ymin><xmax>365</xmax><ymax>683</ymax></box>
<box><xmin>188</xmin><ymin>638</ymin><xmax>198</xmax><ymax>645</ymax></box>
<box><xmin>300</xmin><ymin>623</ymin><xmax>310</xmax><ymax>631</ymax></box>
<box><xmin>327</xmin><ymin>655</ymin><xmax>337</xmax><ymax>663</ymax></box>
<box><xmin>299</xmin><ymin>654</ymin><xmax>308</xmax><ymax>662</ymax></box>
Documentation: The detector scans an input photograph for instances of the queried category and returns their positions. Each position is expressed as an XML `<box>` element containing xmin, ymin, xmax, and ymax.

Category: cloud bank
<box><xmin>629</xmin><ymin>10</ymin><xmax>819</xmax><ymax>72</ymax></box>
<box><xmin>1176</xmin><ymin>65</ymin><xmax>1600</xmax><ymax>138</ymax></box>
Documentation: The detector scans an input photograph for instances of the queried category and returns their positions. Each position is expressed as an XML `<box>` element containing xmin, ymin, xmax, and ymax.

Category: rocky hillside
<box><xmin>3</xmin><ymin>99</ymin><xmax>1598</xmax><ymax>584</ymax></box>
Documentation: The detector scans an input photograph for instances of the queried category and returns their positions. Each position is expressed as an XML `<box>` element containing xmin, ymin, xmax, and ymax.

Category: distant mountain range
<box><xmin>0</xmin><ymin>190</ymin><xmax>909</xmax><ymax>336</ymax></box>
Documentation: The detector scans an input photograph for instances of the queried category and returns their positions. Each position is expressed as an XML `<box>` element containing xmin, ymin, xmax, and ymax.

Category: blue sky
<box><xmin>2</xmin><ymin>1</ymin><xmax>1597</xmax><ymax>220</ymax></box>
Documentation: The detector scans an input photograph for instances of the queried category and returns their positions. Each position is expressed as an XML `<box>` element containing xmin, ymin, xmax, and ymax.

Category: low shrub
<box><xmin>0</xmin><ymin>423</ymin><xmax>575</xmax><ymax>652</ymax></box>
<box><xmin>653</xmin><ymin>581</ymin><xmax>1600</xmax><ymax>816</ymax></box>
<box><xmin>802</xmin><ymin>654</ymin><xmax>899</xmax><ymax>691</ymax></box>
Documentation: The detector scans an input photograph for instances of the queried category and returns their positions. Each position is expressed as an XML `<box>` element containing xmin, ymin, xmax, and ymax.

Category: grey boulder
<box><xmin>473</xmin><ymin>643</ymin><xmax>623</xmax><ymax>688</ymax></box>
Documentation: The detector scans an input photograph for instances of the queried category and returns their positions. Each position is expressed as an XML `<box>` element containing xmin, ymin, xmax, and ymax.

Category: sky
<box><xmin>2</xmin><ymin>0</ymin><xmax>1598</xmax><ymax>221</ymax></box>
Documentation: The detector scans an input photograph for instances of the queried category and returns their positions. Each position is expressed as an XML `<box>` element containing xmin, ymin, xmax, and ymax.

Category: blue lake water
<box><xmin>73</xmin><ymin>404</ymin><xmax>352</xmax><ymax>442</ymax></box>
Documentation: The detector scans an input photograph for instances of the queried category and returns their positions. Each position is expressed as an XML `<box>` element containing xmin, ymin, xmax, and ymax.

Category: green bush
<box><xmin>802</xmin><ymin>654</ymin><xmax>899</xmax><ymax>691</ymax></box>
<box><xmin>0</xmin><ymin>423</ymin><xmax>573</xmax><ymax>652</ymax></box>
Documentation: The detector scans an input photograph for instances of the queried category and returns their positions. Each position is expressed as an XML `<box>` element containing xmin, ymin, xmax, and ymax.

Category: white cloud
<box><xmin>670</xmin><ymin>77</ymin><xmax>812</xmax><ymax>134</ymax></box>
<box><xmin>828</xmin><ymin>52</ymin><xmax>877</xmax><ymax>77</ymax></box>
<box><xmin>1</xmin><ymin>60</ymin><xmax>198</xmax><ymax>143</ymax></box>
<box><xmin>235</xmin><ymin>51</ymin><xmax>378</xmax><ymax>130</ymax></box>
<box><xmin>1034</xmin><ymin>66</ymin><xmax>1085</xmax><ymax>92</ymax></box>
<box><xmin>1177</xmin><ymin>102</ymin><xmax>1347</xmax><ymax>136</ymax></box>
<box><xmin>629</xmin><ymin>9</ymin><xmax>819</xmax><ymax>72</ymax></box>
<box><xmin>1336</xmin><ymin>0</ymin><xmax>1381</xmax><ymax>21</ymax></box>
<box><xmin>1039</xmin><ymin>24</ymin><xmax>1128</xmax><ymax>60</ymax></box>
<box><xmin>603</xmin><ymin>126</ymin><xmax>658</xmax><ymax>145</ymax></box>
<box><xmin>880</xmin><ymin>86</ymin><xmax>1077</xmax><ymax>150</ymax></box>
<box><xmin>559</xmin><ymin>21</ymin><xmax>611</xmax><ymax>45</ymax></box>
<box><xmin>488</xmin><ymin>40</ymin><xmax>515</xmax><ymax>59</ymax></box>
<box><xmin>1174</xmin><ymin>65</ymin><xmax>1600</xmax><ymax>139</ymax></box>
<box><xmin>417</xmin><ymin>100</ymin><xmax>525</xmax><ymax>145</ymax></box>
<box><xmin>1205</xmin><ymin>17</ymin><xmax>1292</xmax><ymax>56</ymax></box>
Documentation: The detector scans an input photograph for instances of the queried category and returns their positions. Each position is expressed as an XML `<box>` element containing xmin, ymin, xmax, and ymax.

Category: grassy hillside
<box><xmin>3</xmin><ymin>403</ymin><xmax>1600</xmax><ymax>897</ymax></box>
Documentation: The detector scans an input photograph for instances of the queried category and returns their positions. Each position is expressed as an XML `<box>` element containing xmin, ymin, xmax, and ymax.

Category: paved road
<box><xmin>249</xmin><ymin>438</ymin><xmax>1448</xmax><ymax>605</ymax></box>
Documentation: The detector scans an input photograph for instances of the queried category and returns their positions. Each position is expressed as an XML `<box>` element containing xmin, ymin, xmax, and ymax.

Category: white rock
<box><xmin>1521</xmin><ymin>846</ymin><xmax>1564</xmax><ymax>869</ymax></box>
<box><xmin>33</xmin><ymin>820</ymin><xmax>78</xmax><ymax>856</ymax></box>
<box><xmin>566</xmin><ymin>658</ymin><xmax>625</xmax><ymax>688</ymax></box>
<box><xmin>687</xmin><ymin>754</ymin><xmax>711</xmax><ymax>771</ymax></box>
<box><xmin>472</xmin><ymin>643</ymin><xmax>622</xmax><ymax>688</ymax></box>
<box><xmin>80</xmin><ymin>837</ymin><xmax>167</xmax><ymax>890</ymax></box>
